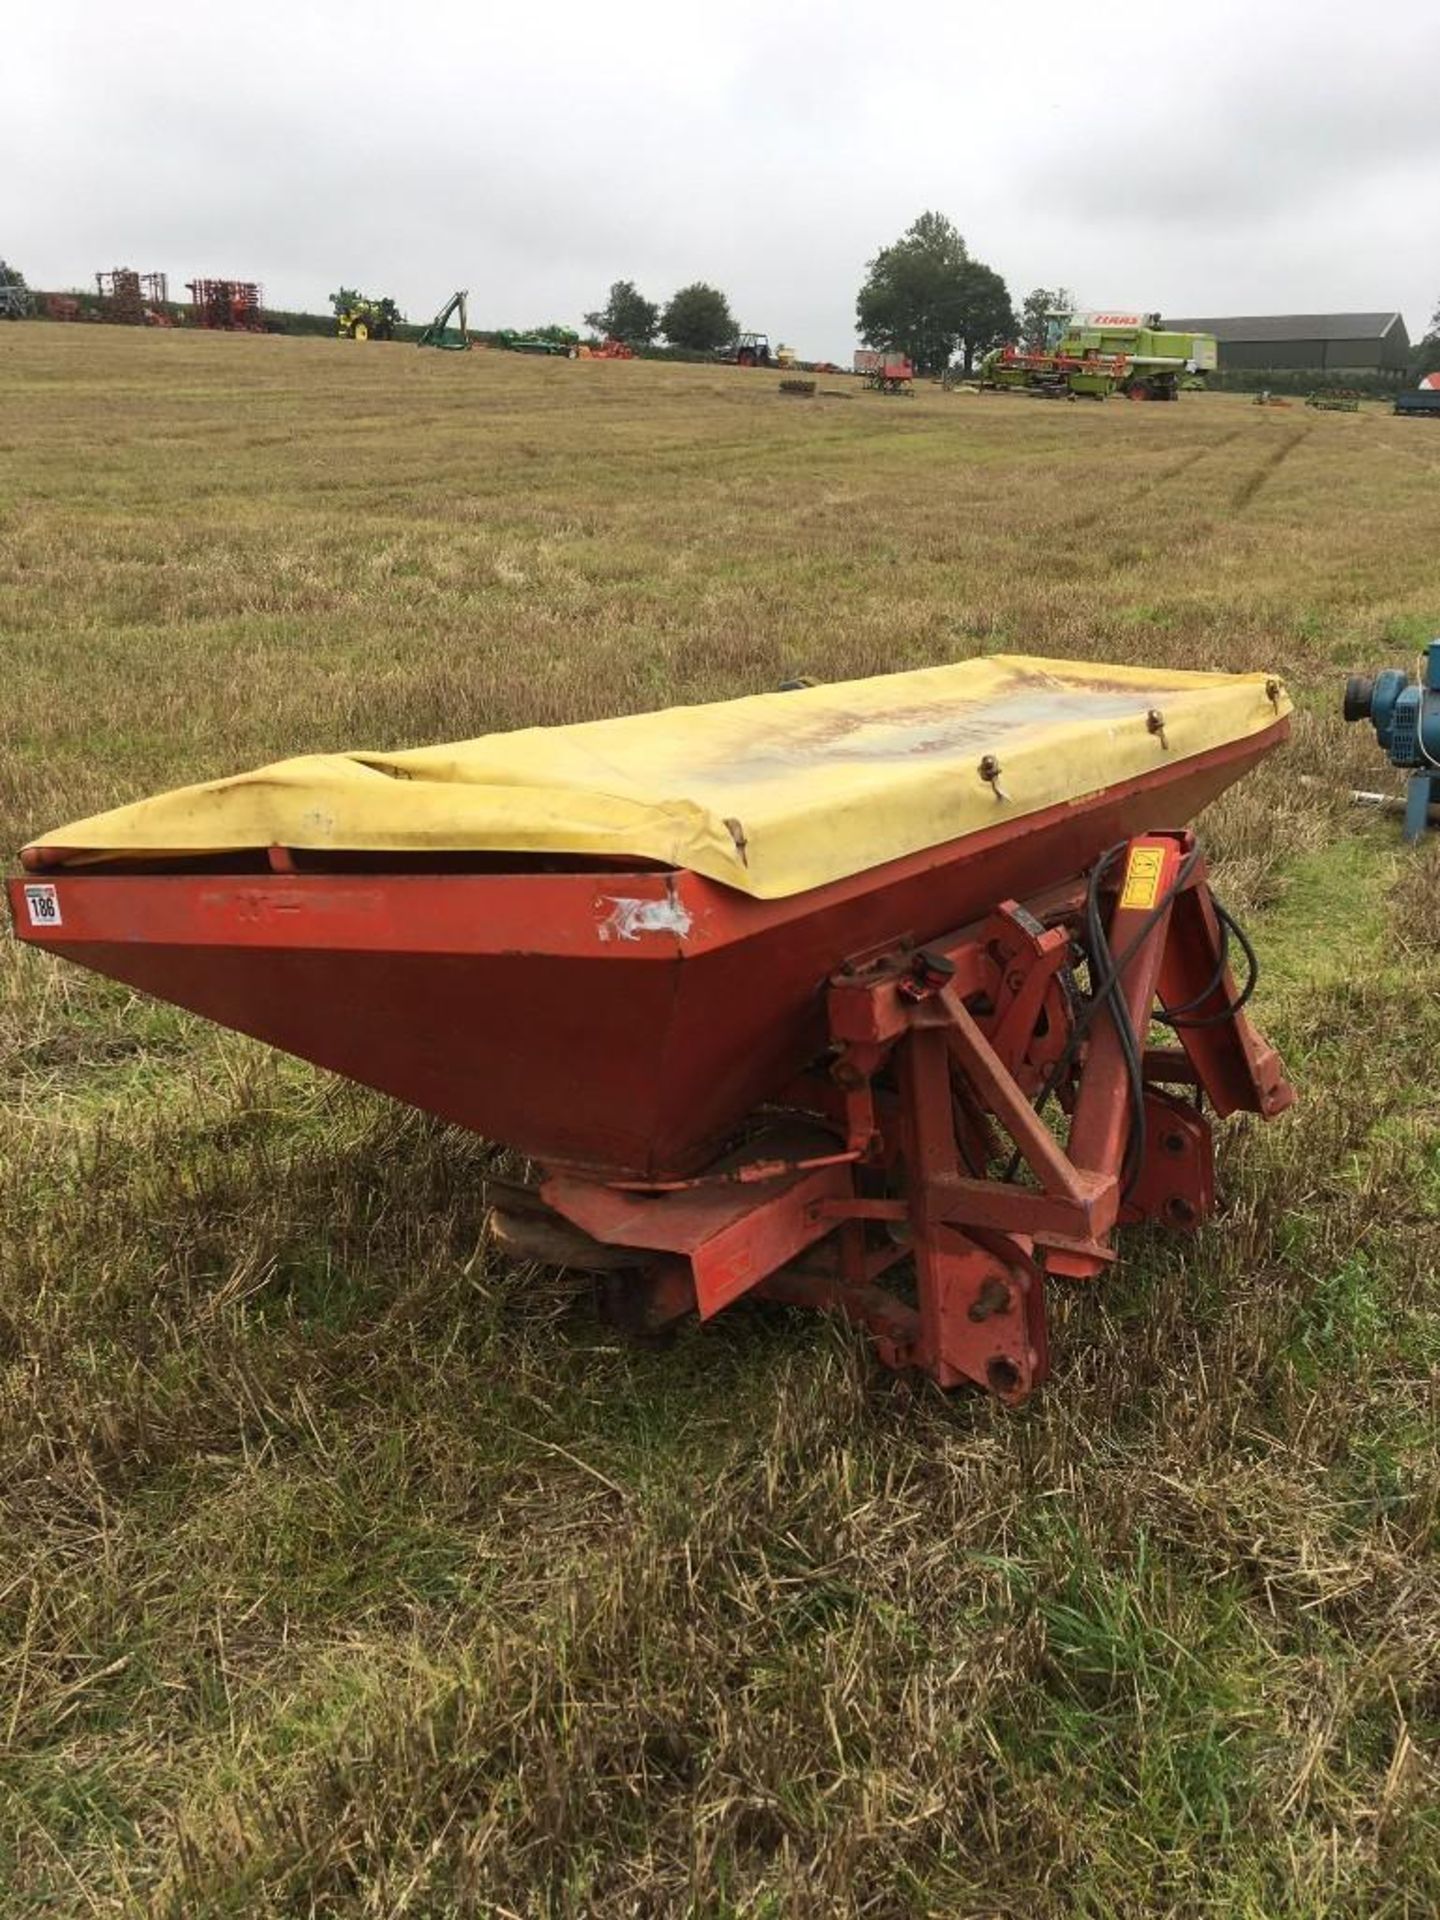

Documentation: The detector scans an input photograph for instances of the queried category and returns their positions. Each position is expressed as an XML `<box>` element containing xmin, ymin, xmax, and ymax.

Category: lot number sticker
<box><xmin>22</xmin><ymin>883</ymin><xmax>62</xmax><ymax>928</ymax></box>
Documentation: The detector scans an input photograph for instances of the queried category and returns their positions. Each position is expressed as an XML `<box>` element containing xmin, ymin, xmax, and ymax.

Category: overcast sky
<box><xmin>8</xmin><ymin>0</ymin><xmax>1439</xmax><ymax>357</ymax></box>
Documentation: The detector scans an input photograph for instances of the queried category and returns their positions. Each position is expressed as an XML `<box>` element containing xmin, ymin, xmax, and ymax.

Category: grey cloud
<box><xmin>7</xmin><ymin>0</ymin><xmax>1439</xmax><ymax>357</ymax></box>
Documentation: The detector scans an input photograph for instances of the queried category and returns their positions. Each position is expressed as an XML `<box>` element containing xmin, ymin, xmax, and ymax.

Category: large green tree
<box><xmin>856</xmin><ymin>213</ymin><xmax>1017</xmax><ymax>376</ymax></box>
<box><xmin>1019</xmin><ymin>285</ymin><xmax>1078</xmax><ymax>352</ymax></box>
<box><xmin>584</xmin><ymin>279</ymin><xmax>660</xmax><ymax>345</ymax></box>
<box><xmin>661</xmin><ymin>282</ymin><xmax>735</xmax><ymax>353</ymax></box>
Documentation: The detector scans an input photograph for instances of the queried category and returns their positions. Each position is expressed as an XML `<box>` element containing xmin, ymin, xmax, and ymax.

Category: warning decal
<box><xmin>1119</xmin><ymin>846</ymin><xmax>1165</xmax><ymax>912</ymax></box>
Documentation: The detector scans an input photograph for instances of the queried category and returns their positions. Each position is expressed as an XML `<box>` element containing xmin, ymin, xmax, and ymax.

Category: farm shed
<box><xmin>1161</xmin><ymin>312</ymin><xmax>1411</xmax><ymax>373</ymax></box>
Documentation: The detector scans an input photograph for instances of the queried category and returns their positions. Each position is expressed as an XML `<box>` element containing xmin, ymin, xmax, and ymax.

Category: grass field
<box><xmin>2</xmin><ymin>327</ymin><xmax>1438</xmax><ymax>1917</ymax></box>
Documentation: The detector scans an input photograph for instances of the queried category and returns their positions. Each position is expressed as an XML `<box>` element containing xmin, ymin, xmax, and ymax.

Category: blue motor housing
<box><xmin>1343</xmin><ymin>639</ymin><xmax>1440</xmax><ymax>841</ymax></box>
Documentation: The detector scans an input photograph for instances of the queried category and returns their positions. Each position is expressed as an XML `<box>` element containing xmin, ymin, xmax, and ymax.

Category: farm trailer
<box><xmin>854</xmin><ymin>350</ymin><xmax>915</xmax><ymax>393</ymax></box>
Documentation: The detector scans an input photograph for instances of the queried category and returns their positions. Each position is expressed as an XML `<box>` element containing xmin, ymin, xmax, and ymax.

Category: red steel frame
<box><xmin>530</xmin><ymin>832</ymin><xmax>1293</xmax><ymax>1402</ymax></box>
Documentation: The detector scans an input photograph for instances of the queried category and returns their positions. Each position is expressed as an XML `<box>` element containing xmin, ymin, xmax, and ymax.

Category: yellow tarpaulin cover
<box><xmin>30</xmin><ymin>655</ymin><xmax>1288</xmax><ymax>899</ymax></box>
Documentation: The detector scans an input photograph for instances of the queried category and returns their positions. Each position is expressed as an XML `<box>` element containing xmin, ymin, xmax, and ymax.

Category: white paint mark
<box><xmin>598</xmin><ymin>895</ymin><xmax>694</xmax><ymax>943</ymax></box>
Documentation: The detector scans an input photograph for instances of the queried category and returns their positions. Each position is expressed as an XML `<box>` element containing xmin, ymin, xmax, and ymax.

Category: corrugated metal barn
<box><xmin>1161</xmin><ymin>312</ymin><xmax>1411</xmax><ymax>373</ymax></box>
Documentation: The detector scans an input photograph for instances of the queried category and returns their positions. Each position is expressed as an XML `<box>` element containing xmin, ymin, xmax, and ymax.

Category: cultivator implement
<box><xmin>186</xmin><ymin>279</ymin><xmax>264</xmax><ymax>331</ymax></box>
<box><xmin>10</xmin><ymin>656</ymin><xmax>1295</xmax><ymax>1402</ymax></box>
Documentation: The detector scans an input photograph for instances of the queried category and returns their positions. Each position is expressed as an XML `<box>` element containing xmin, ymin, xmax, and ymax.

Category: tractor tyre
<box><xmin>737</xmin><ymin>348</ymin><xmax>756</xmax><ymax>367</ymax></box>
<box><xmin>353</xmin><ymin>321</ymin><xmax>369</xmax><ymax>342</ymax></box>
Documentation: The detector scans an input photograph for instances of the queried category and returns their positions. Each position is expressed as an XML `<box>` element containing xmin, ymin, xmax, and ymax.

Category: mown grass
<box><xmin>1</xmin><ymin>327</ymin><xmax>1437</xmax><ymax>1916</ymax></box>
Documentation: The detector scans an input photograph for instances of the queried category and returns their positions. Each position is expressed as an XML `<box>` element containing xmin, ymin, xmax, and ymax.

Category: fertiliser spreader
<box><xmin>10</xmin><ymin>657</ymin><xmax>1294</xmax><ymax>1402</ymax></box>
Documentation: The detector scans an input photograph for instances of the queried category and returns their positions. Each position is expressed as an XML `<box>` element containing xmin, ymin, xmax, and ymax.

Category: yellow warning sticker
<box><xmin>1120</xmin><ymin>845</ymin><xmax>1165</xmax><ymax>912</ymax></box>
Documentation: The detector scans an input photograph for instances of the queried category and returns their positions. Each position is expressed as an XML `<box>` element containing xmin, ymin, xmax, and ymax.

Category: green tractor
<box><xmin>980</xmin><ymin>310</ymin><xmax>1217</xmax><ymax>401</ymax></box>
<box><xmin>333</xmin><ymin>289</ymin><xmax>401</xmax><ymax>342</ymax></box>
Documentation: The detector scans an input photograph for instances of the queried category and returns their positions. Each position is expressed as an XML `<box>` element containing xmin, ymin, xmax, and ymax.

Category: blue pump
<box><xmin>1344</xmin><ymin>640</ymin><xmax>1440</xmax><ymax>842</ymax></box>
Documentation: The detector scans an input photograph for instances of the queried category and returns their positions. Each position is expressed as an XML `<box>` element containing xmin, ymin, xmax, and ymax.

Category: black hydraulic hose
<box><xmin>1159</xmin><ymin>909</ymin><xmax>1231</xmax><ymax>1018</ymax></box>
<box><xmin>1158</xmin><ymin>900</ymin><xmax>1259</xmax><ymax>1029</ymax></box>
<box><xmin>996</xmin><ymin>847</ymin><xmax>1265</xmax><ymax>1193</ymax></box>
<box><xmin>1002</xmin><ymin>842</ymin><xmax>1205</xmax><ymax>1185</ymax></box>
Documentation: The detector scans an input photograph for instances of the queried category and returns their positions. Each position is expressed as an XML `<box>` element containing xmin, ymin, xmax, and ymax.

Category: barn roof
<box><xmin>1161</xmin><ymin>312</ymin><xmax>1406</xmax><ymax>343</ymax></box>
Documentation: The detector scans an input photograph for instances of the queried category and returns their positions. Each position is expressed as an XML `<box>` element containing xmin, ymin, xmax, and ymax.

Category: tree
<box><xmin>0</xmin><ymin>258</ymin><xmax>30</xmax><ymax>318</ymax></box>
<box><xmin>1020</xmin><ymin>286</ymin><xmax>1078</xmax><ymax>352</ymax></box>
<box><xmin>855</xmin><ymin>212</ymin><xmax>1016</xmax><ymax>376</ymax></box>
<box><xmin>661</xmin><ymin>282</ymin><xmax>735</xmax><ymax>353</ymax></box>
<box><xmin>1414</xmin><ymin>297</ymin><xmax>1440</xmax><ymax>380</ymax></box>
<box><xmin>584</xmin><ymin>279</ymin><xmax>659</xmax><ymax>345</ymax></box>
<box><xmin>954</xmin><ymin>262</ymin><xmax>1019</xmax><ymax>374</ymax></box>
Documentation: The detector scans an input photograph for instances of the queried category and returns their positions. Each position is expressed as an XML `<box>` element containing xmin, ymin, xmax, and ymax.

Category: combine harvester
<box><xmin>10</xmin><ymin>658</ymin><xmax>1294</xmax><ymax>1403</ymax></box>
<box><xmin>981</xmin><ymin>311</ymin><xmax>1218</xmax><ymax>401</ymax></box>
